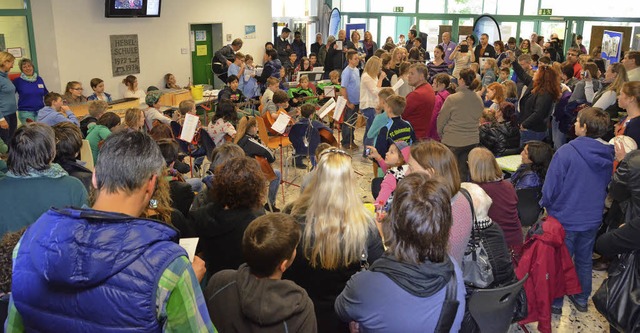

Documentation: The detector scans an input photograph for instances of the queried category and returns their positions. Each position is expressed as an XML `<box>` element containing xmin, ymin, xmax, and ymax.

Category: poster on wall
<box><xmin>602</xmin><ymin>30</ymin><xmax>623</xmax><ymax>65</ymax></box>
<box><xmin>245</xmin><ymin>25</ymin><xmax>256</xmax><ymax>39</ymax></box>
<box><xmin>110</xmin><ymin>34</ymin><xmax>140</xmax><ymax>77</ymax></box>
<box><xmin>346</xmin><ymin>23</ymin><xmax>366</xmax><ymax>50</ymax></box>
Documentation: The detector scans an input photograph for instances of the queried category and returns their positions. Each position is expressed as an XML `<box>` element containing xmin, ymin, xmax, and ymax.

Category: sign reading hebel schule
<box><xmin>110</xmin><ymin>34</ymin><xmax>140</xmax><ymax>76</ymax></box>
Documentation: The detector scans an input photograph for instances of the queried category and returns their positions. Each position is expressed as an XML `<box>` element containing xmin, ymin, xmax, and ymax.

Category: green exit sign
<box><xmin>538</xmin><ymin>8</ymin><xmax>553</xmax><ymax>15</ymax></box>
<box><xmin>393</xmin><ymin>6</ymin><xmax>404</xmax><ymax>13</ymax></box>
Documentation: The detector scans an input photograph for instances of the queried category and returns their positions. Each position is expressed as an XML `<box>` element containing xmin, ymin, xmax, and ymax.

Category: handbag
<box><xmin>459</xmin><ymin>188</ymin><xmax>495</xmax><ymax>289</ymax></box>
<box><xmin>593</xmin><ymin>250</ymin><xmax>640</xmax><ymax>332</ymax></box>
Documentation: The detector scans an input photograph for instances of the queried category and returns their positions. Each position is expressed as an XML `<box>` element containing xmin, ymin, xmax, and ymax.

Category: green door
<box><xmin>191</xmin><ymin>24</ymin><xmax>214</xmax><ymax>86</ymax></box>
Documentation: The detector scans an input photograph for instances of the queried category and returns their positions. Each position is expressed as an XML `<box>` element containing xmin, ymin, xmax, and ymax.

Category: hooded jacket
<box><xmin>205</xmin><ymin>264</ymin><xmax>317</xmax><ymax>332</ymax></box>
<box><xmin>11</xmin><ymin>207</ymin><xmax>187</xmax><ymax>332</ymax></box>
<box><xmin>516</xmin><ymin>216</ymin><xmax>581</xmax><ymax>333</ymax></box>
<box><xmin>540</xmin><ymin>136</ymin><xmax>614</xmax><ymax>231</ymax></box>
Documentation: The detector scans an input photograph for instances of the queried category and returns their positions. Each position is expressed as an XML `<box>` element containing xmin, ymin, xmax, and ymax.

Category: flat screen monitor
<box><xmin>105</xmin><ymin>0</ymin><xmax>162</xmax><ymax>18</ymax></box>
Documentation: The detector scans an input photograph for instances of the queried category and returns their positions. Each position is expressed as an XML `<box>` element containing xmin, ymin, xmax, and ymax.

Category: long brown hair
<box><xmin>409</xmin><ymin>141</ymin><xmax>461</xmax><ymax>196</ymax></box>
<box><xmin>532</xmin><ymin>66</ymin><xmax>561</xmax><ymax>101</ymax></box>
<box><xmin>234</xmin><ymin>116</ymin><xmax>257</xmax><ymax>143</ymax></box>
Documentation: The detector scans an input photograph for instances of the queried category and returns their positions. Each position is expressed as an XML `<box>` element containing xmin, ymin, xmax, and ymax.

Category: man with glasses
<box><xmin>566</xmin><ymin>47</ymin><xmax>583</xmax><ymax>79</ymax></box>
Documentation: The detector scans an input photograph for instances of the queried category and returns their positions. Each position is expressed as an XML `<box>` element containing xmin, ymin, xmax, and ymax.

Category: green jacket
<box><xmin>86</xmin><ymin>124</ymin><xmax>112</xmax><ymax>163</ymax></box>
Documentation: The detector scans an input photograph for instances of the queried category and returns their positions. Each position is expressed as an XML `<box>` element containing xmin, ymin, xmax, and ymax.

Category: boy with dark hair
<box><xmin>541</xmin><ymin>107</ymin><xmax>614</xmax><ymax>314</ymax></box>
<box><xmin>374</xmin><ymin>95</ymin><xmax>416</xmax><ymax>159</ymax></box>
<box><xmin>288</xmin><ymin>75</ymin><xmax>318</xmax><ymax>107</ymax></box>
<box><xmin>205</xmin><ymin>213</ymin><xmax>317</xmax><ymax>332</ymax></box>
<box><xmin>264</xmin><ymin>90</ymin><xmax>295</xmax><ymax>134</ymax></box>
<box><xmin>218</xmin><ymin>75</ymin><xmax>246</xmax><ymax>103</ymax></box>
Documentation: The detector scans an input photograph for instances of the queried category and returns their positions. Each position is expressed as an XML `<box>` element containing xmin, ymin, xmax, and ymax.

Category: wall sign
<box><xmin>110</xmin><ymin>34</ymin><xmax>140</xmax><ymax>76</ymax></box>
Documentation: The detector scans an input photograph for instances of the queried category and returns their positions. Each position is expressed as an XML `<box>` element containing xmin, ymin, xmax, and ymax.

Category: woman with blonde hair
<box><xmin>360</xmin><ymin>56</ymin><xmax>386</xmax><ymax>153</ymax></box>
<box><xmin>407</xmin><ymin>140</ymin><xmax>472</xmax><ymax>264</ymax></box>
<box><xmin>0</xmin><ymin>51</ymin><xmax>17</xmax><ymax>143</ymax></box>
<box><xmin>390</xmin><ymin>47</ymin><xmax>406</xmax><ymax>75</ymax></box>
<box><xmin>592</xmin><ymin>62</ymin><xmax>628</xmax><ymax>111</ymax></box>
<box><xmin>468</xmin><ymin>147</ymin><xmax>523</xmax><ymax>258</ymax></box>
<box><xmin>285</xmin><ymin>148</ymin><xmax>384</xmax><ymax>333</ymax></box>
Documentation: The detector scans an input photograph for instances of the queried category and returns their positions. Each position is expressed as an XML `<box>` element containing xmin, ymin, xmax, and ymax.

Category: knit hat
<box><xmin>392</xmin><ymin>140</ymin><xmax>411</xmax><ymax>163</ymax></box>
<box><xmin>145</xmin><ymin>91</ymin><xmax>163</xmax><ymax>106</ymax></box>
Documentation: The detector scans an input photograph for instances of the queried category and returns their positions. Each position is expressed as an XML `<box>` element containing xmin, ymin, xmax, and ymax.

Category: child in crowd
<box><xmin>479</xmin><ymin>108</ymin><xmax>497</xmax><ymax>126</ymax></box>
<box><xmin>502</xmin><ymin>80</ymin><xmax>518</xmax><ymax>105</ymax></box>
<box><xmin>156</xmin><ymin>139</ymin><xmax>195</xmax><ymax>217</ymax></box>
<box><xmin>122</xmin><ymin>75</ymin><xmax>146</xmax><ymax>101</ymax></box>
<box><xmin>300</xmin><ymin>142</ymin><xmax>332</xmax><ymax>192</ymax></box>
<box><xmin>261</xmin><ymin>77</ymin><xmax>280</xmax><ymax>107</ymax></box>
<box><xmin>291</xmin><ymin>104</ymin><xmax>333</xmax><ymax>167</ymax></box>
<box><xmin>208</xmin><ymin>100</ymin><xmax>237</xmax><ymax>147</ymax></box>
<box><xmin>367</xmin><ymin>140</ymin><xmax>410</xmax><ymax>210</ymax></box>
<box><xmin>429</xmin><ymin>73</ymin><xmax>456</xmax><ymax>141</ymax></box>
<box><xmin>278</xmin><ymin>67</ymin><xmax>288</xmax><ymax>91</ymax></box>
<box><xmin>498</xmin><ymin>67</ymin><xmax>511</xmax><ymax>83</ymax></box>
<box><xmin>218</xmin><ymin>75</ymin><xmax>246</xmax><ymax>103</ymax></box>
<box><xmin>205</xmin><ymin>214</ymin><xmax>316</xmax><ymax>331</ymax></box>
<box><xmin>123</xmin><ymin>107</ymin><xmax>145</xmax><ymax>132</ymax></box>
<box><xmin>176</xmin><ymin>100</ymin><xmax>202</xmax><ymax>128</ymax></box>
<box><xmin>86</xmin><ymin>112</ymin><xmax>121</xmax><ymax>163</ymax></box>
<box><xmin>482</xmin><ymin>58</ymin><xmax>498</xmax><ymax>87</ymax></box>
<box><xmin>80</xmin><ymin>100</ymin><xmax>109</xmax><ymax>138</ymax></box>
<box><xmin>37</xmin><ymin>92</ymin><xmax>80</xmax><ymax>127</ymax></box>
<box><xmin>316</xmin><ymin>70</ymin><xmax>341</xmax><ymax>106</ymax></box>
<box><xmin>284</xmin><ymin>52</ymin><xmax>298</xmax><ymax>82</ymax></box>
<box><xmin>264</xmin><ymin>90</ymin><xmax>295</xmax><ymax>134</ymax></box>
<box><xmin>366</xmin><ymin>87</ymin><xmax>395</xmax><ymax>146</ymax></box>
<box><xmin>242</xmin><ymin>54</ymin><xmax>259</xmax><ymax>99</ymax></box>
<box><xmin>62</xmin><ymin>81</ymin><xmax>87</xmax><ymax>106</ymax></box>
<box><xmin>288</xmin><ymin>75</ymin><xmax>318</xmax><ymax>107</ymax></box>
<box><xmin>143</xmin><ymin>91</ymin><xmax>172</xmax><ymax>131</ymax></box>
<box><xmin>234</xmin><ymin>115</ymin><xmax>282</xmax><ymax>212</ymax></box>
<box><xmin>227</xmin><ymin>53</ymin><xmax>246</xmax><ymax>93</ymax></box>
<box><xmin>541</xmin><ymin>107</ymin><xmax>614</xmax><ymax>314</ymax></box>
<box><xmin>164</xmin><ymin>73</ymin><xmax>181</xmax><ymax>89</ymax></box>
<box><xmin>485</xmin><ymin>82</ymin><xmax>505</xmax><ymax>110</ymax></box>
<box><xmin>374</xmin><ymin>95</ymin><xmax>416</xmax><ymax>159</ymax></box>
<box><xmin>510</xmin><ymin>140</ymin><xmax>553</xmax><ymax>190</ymax></box>
<box><xmin>87</xmin><ymin>78</ymin><xmax>112</xmax><ymax>102</ymax></box>
<box><xmin>470</xmin><ymin>62</ymin><xmax>482</xmax><ymax>80</ymax></box>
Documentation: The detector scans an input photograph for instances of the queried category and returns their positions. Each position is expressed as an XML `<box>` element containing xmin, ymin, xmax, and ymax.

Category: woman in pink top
<box><xmin>428</xmin><ymin>73</ymin><xmax>456</xmax><ymax>140</ymax></box>
<box><xmin>407</xmin><ymin>140</ymin><xmax>473</xmax><ymax>264</ymax></box>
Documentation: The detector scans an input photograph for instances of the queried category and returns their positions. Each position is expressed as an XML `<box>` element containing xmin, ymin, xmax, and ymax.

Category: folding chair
<box><xmin>255</xmin><ymin>116</ymin><xmax>294</xmax><ymax>202</ymax></box>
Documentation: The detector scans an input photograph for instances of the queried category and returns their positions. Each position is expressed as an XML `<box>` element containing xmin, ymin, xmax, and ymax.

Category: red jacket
<box><xmin>403</xmin><ymin>82</ymin><xmax>435</xmax><ymax>140</ymax></box>
<box><xmin>515</xmin><ymin>216</ymin><xmax>581</xmax><ymax>333</ymax></box>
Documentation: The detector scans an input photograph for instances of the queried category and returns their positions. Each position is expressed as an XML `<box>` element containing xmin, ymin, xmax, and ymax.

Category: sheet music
<box><xmin>336</xmin><ymin>40</ymin><xmax>343</xmax><ymax>50</ymax></box>
<box><xmin>392</xmin><ymin>79</ymin><xmax>404</xmax><ymax>92</ymax></box>
<box><xmin>271</xmin><ymin>113</ymin><xmax>292</xmax><ymax>134</ymax></box>
<box><xmin>179</xmin><ymin>238</ymin><xmax>199</xmax><ymax>262</ymax></box>
<box><xmin>323</xmin><ymin>86</ymin><xmax>335</xmax><ymax>97</ymax></box>
<box><xmin>180</xmin><ymin>113</ymin><xmax>199</xmax><ymax>143</ymax></box>
<box><xmin>255</xmin><ymin>67</ymin><xmax>263</xmax><ymax>76</ymax></box>
<box><xmin>333</xmin><ymin>96</ymin><xmax>347</xmax><ymax>121</ymax></box>
<box><xmin>317</xmin><ymin>99</ymin><xmax>336</xmax><ymax>118</ymax></box>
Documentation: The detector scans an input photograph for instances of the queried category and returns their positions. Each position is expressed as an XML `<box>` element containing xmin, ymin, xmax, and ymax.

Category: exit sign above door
<box><xmin>538</xmin><ymin>8</ymin><xmax>553</xmax><ymax>15</ymax></box>
<box><xmin>393</xmin><ymin>6</ymin><xmax>404</xmax><ymax>13</ymax></box>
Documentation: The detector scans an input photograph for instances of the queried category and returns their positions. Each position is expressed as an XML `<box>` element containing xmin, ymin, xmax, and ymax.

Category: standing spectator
<box><xmin>474</xmin><ymin>33</ymin><xmax>497</xmax><ymax>62</ymax></box>
<box><xmin>480</xmin><ymin>100</ymin><xmax>520</xmax><ymax>156</ymax></box>
<box><xmin>405</xmin><ymin>29</ymin><xmax>418</xmax><ymax>50</ymax></box>
<box><xmin>541</xmin><ymin>107</ymin><xmax>614</xmax><ymax>313</ymax></box>
<box><xmin>427</xmin><ymin>45</ymin><xmax>450</xmax><ymax>83</ymax></box>
<box><xmin>360</xmin><ymin>56</ymin><xmax>385</xmax><ymax>153</ymax></box>
<box><xmin>529</xmin><ymin>33</ymin><xmax>544</xmax><ymax>57</ymax></box>
<box><xmin>310</xmin><ymin>33</ymin><xmax>324</xmax><ymax>57</ymax></box>
<box><xmin>450</xmin><ymin>40</ymin><xmax>475</xmax><ymax>79</ymax></box>
<box><xmin>0</xmin><ymin>52</ymin><xmax>17</xmax><ymax>143</ymax></box>
<box><xmin>275</xmin><ymin>27</ymin><xmax>292</xmax><ymax>65</ymax></box>
<box><xmin>374</xmin><ymin>95</ymin><xmax>416</xmax><ymax>160</ymax></box>
<box><xmin>362</xmin><ymin>31</ymin><xmax>378</xmax><ymax>62</ymax></box>
<box><xmin>494</xmin><ymin>40</ymin><xmax>507</xmax><ymax>66</ymax></box>
<box><xmin>575</xmin><ymin>34</ymin><xmax>588</xmax><ymax>55</ymax></box>
<box><xmin>213</xmin><ymin>38</ymin><xmax>243</xmax><ymax>82</ymax></box>
<box><xmin>592</xmin><ymin>63</ymin><xmax>627</xmax><ymax>112</ymax></box>
<box><xmin>13</xmin><ymin>58</ymin><xmax>48</xmax><ymax>125</ymax></box>
<box><xmin>325</xmin><ymin>30</ymin><xmax>353</xmax><ymax>79</ymax></box>
<box><xmin>36</xmin><ymin>92</ymin><xmax>80</xmax><ymax>127</ymax></box>
<box><xmin>0</xmin><ymin>123</ymin><xmax>88</xmax><ymax>237</ymax></box>
<box><xmin>291</xmin><ymin>31</ymin><xmax>307</xmax><ymax>66</ymax></box>
<box><xmin>5</xmin><ymin>130</ymin><xmax>213</xmax><ymax>332</ymax></box>
<box><xmin>340</xmin><ymin>50</ymin><xmax>361</xmax><ymax>150</ymax></box>
<box><xmin>440</xmin><ymin>31</ymin><xmax>457</xmax><ymax>71</ymax></box>
<box><xmin>617</xmin><ymin>82</ymin><xmax>640</xmax><ymax>144</ymax></box>
<box><xmin>335</xmin><ymin>173</ymin><xmax>465</xmax><ymax>332</ymax></box>
<box><xmin>621</xmin><ymin>50</ymin><xmax>640</xmax><ymax>82</ymax></box>
<box><xmin>404</xmin><ymin>63</ymin><xmax>435</xmax><ymax>140</ymax></box>
<box><xmin>318</xmin><ymin>35</ymin><xmax>334</xmax><ymax>68</ymax></box>
<box><xmin>437</xmin><ymin>68</ymin><xmax>484</xmax><ymax>181</ymax></box>
<box><xmin>468</xmin><ymin>147</ymin><xmax>524</xmax><ymax>257</ymax></box>
<box><xmin>519</xmin><ymin>39</ymin><xmax>532</xmax><ymax>55</ymax></box>
<box><xmin>566</xmin><ymin>47</ymin><xmax>583</xmax><ymax>79</ymax></box>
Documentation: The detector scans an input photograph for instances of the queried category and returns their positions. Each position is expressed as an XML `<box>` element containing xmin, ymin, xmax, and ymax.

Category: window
<box><xmin>419</xmin><ymin>19</ymin><xmax>453</xmax><ymax>54</ymax></box>
<box><xmin>0</xmin><ymin>16</ymin><xmax>31</xmax><ymax>71</ymax></box>
<box><xmin>0</xmin><ymin>0</ymin><xmax>24</xmax><ymax>10</ymax></box>
<box><xmin>522</xmin><ymin>0</ymin><xmax>538</xmax><ymax>15</ymax></box>
<box><xmin>519</xmin><ymin>21</ymin><xmax>535</xmax><ymax>41</ymax></box>
<box><xmin>341</xmin><ymin>0</ymin><xmax>366</xmax><ymax>13</ymax></box>
<box><xmin>448</xmin><ymin>0</ymin><xmax>482</xmax><ymax>14</ymax></box>
<box><xmin>496</xmin><ymin>0</ymin><xmax>520</xmax><ymax>15</ymax></box>
<box><xmin>370</xmin><ymin>0</ymin><xmax>416</xmax><ymax>13</ymax></box>
<box><xmin>539</xmin><ymin>0</ymin><xmax>637</xmax><ymax>18</ymax></box>
<box><xmin>369</xmin><ymin>18</ymin><xmax>379</xmax><ymax>46</ymax></box>
<box><xmin>418</xmin><ymin>0</ymin><xmax>445</xmax><ymax>14</ymax></box>
<box><xmin>499</xmin><ymin>22</ymin><xmax>518</xmax><ymax>41</ymax></box>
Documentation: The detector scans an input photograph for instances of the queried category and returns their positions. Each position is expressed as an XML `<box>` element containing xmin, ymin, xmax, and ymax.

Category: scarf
<box><xmin>370</xmin><ymin>253</ymin><xmax>454</xmax><ymax>297</ymax></box>
<box><xmin>20</xmin><ymin>72</ymin><xmax>38</xmax><ymax>83</ymax></box>
<box><xmin>6</xmin><ymin>163</ymin><xmax>68</xmax><ymax>179</ymax></box>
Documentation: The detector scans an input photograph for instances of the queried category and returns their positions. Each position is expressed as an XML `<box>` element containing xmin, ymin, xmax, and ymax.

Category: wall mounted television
<box><xmin>105</xmin><ymin>0</ymin><xmax>162</xmax><ymax>18</ymax></box>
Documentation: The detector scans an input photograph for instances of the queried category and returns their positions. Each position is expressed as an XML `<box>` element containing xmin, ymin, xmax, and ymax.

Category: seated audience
<box><xmin>143</xmin><ymin>90</ymin><xmax>172</xmax><ymax>131</ymax></box>
<box><xmin>87</xmin><ymin>78</ymin><xmax>112</xmax><ymax>102</ymax></box>
<box><xmin>205</xmin><ymin>214</ymin><xmax>317</xmax><ymax>332</ymax></box>
<box><xmin>335</xmin><ymin>173</ymin><xmax>465</xmax><ymax>332</ymax></box>
<box><xmin>164</xmin><ymin>73</ymin><xmax>182</xmax><ymax>89</ymax></box>
<box><xmin>191</xmin><ymin>143</ymin><xmax>245</xmax><ymax>209</ymax></box>
<box><xmin>122</xmin><ymin>74</ymin><xmax>146</xmax><ymax>101</ymax></box>
<box><xmin>284</xmin><ymin>148</ymin><xmax>384</xmax><ymax>333</ymax></box>
<box><xmin>0</xmin><ymin>123</ymin><xmax>88</xmax><ymax>235</ymax></box>
<box><xmin>218</xmin><ymin>75</ymin><xmax>246</xmax><ymax>103</ymax></box>
<box><xmin>541</xmin><ymin>107</ymin><xmax>614</xmax><ymax>313</ymax></box>
<box><xmin>62</xmin><ymin>81</ymin><xmax>87</xmax><ymax>105</ymax></box>
<box><xmin>291</xmin><ymin>104</ymin><xmax>333</xmax><ymax>167</ymax></box>
<box><xmin>157</xmin><ymin>139</ymin><xmax>195</xmax><ymax>217</ymax></box>
<box><xmin>80</xmin><ymin>100</ymin><xmax>109</xmax><ymax>138</ymax></box>
<box><xmin>234</xmin><ymin>116</ymin><xmax>282</xmax><ymax>212</ymax></box>
<box><xmin>510</xmin><ymin>140</ymin><xmax>553</xmax><ymax>190</ymax></box>
<box><xmin>468</xmin><ymin>147</ymin><xmax>523</xmax><ymax>257</ymax></box>
<box><xmin>52</xmin><ymin>122</ymin><xmax>93</xmax><ymax>192</ymax></box>
<box><xmin>408</xmin><ymin>140</ymin><xmax>473</xmax><ymax>264</ymax></box>
<box><xmin>86</xmin><ymin>112</ymin><xmax>121</xmax><ymax>163</ymax></box>
<box><xmin>0</xmin><ymin>228</ymin><xmax>25</xmax><ymax>325</ymax></box>
<box><xmin>188</xmin><ymin>156</ymin><xmax>265</xmax><ymax>275</ymax></box>
<box><xmin>374</xmin><ymin>95</ymin><xmax>416</xmax><ymax>159</ymax></box>
<box><xmin>479</xmin><ymin>101</ymin><xmax>520</xmax><ymax>156</ymax></box>
<box><xmin>37</xmin><ymin>92</ymin><xmax>80</xmax><ymax>127</ymax></box>
<box><xmin>123</xmin><ymin>107</ymin><xmax>145</xmax><ymax>132</ymax></box>
<box><xmin>207</xmin><ymin>100</ymin><xmax>237</xmax><ymax>146</ymax></box>
<box><xmin>615</xmin><ymin>82</ymin><xmax>640</xmax><ymax>144</ymax></box>
<box><xmin>5</xmin><ymin>130</ymin><xmax>213</xmax><ymax>332</ymax></box>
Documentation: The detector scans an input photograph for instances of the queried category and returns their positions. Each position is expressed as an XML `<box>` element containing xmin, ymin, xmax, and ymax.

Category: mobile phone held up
<box><xmin>365</xmin><ymin>148</ymin><xmax>371</xmax><ymax>156</ymax></box>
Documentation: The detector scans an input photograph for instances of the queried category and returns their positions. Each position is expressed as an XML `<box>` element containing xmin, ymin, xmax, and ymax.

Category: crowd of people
<box><xmin>1</xmin><ymin>23</ymin><xmax>640</xmax><ymax>332</ymax></box>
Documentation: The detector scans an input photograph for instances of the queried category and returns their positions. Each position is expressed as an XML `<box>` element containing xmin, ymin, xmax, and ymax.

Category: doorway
<box><xmin>190</xmin><ymin>23</ymin><xmax>223</xmax><ymax>88</ymax></box>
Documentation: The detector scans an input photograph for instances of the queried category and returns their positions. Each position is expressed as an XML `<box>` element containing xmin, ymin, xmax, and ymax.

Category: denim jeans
<box><xmin>361</xmin><ymin>107</ymin><xmax>376</xmax><ymax>155</ymax></box>
<box><xmin>341</xmin><ymin>104</ymin><xmax>359</xmax><ymax>146</ymax></box>
<box><xmin>551</xmin><ymin>117</ymin><xmax>566</xmax><ymax>150</ymax></box>
<box><xmin>552</xmin><ymin>227</ymin><xmax>599</xmax><ymax>308</ymax></box>
<box><xmin>268</xmin><ymin>169</ymin><xmax>282</xmax><ymax>206</ymax></box>
<box><xmin>519</xmin><ymin>129</ymin><xmax>547</xmax><ymax>147</ymax></box>
<box><xmin>18</xmin><ymin>111</ymin><xmax>38</xmax><ymax>125</ymax></box>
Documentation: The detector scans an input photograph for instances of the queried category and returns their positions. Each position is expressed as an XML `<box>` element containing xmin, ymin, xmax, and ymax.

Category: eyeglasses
<box><xmin>319</xmin><ymin>148</ymin><xmax>352</xmax><ymax>159</ymax></box>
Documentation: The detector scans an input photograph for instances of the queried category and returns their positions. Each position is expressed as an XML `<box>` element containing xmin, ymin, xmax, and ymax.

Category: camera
<box><xmin>460</xmin><ymin>45</ymin><xmax>469</xmax><ymax>53</ymax></box>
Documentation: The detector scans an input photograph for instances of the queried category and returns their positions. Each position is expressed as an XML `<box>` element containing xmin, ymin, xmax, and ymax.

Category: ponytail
<box><xmin>459</xmin><ymin>68</ymin><xmax>480</xmax><ymax>90</ymax></box>
<box><xmin>468</xmin><ymin>78</ymin><xmax>481</xmax><ymax>91</ymax></box>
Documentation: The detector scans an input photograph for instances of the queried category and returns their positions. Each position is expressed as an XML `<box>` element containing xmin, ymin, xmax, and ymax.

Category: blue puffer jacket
<box><xmin>12</xmin><ymin>207</ymin><xmax>187</xmax><ymax>332</ymax></box>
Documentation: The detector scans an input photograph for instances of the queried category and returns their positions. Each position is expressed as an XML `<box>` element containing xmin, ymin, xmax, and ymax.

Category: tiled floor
<box><xmin>193</xmin><ymin>125</ymin><xmax>614</xmax><ymax>332</ymax></box>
